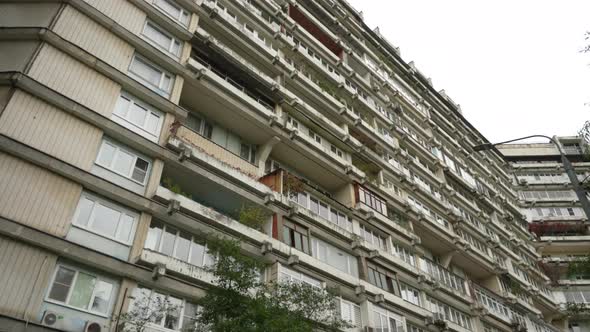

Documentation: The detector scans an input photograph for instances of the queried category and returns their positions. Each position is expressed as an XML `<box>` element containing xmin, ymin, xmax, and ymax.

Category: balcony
<box><xmin>529</xmin><ymin>222</ymin><xmax>589</xmax><ymax>237</ymax></box>
<box><xmin>419</xmin><ymin>258</ymin><xmax>469</xmax><ymax>299</ymax></box>
<box><xmin>173</xmin><ymin>125</ymin><xmax>259</xmax><ymax>177</ymax></box>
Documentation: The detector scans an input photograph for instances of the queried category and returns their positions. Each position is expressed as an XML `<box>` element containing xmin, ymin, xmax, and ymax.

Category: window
<box><xmin>96</xmin><ymin>138</ymin><xmax>151</xmax><ymax>184</ymax></box>
<box><xmin>283</xmin><ymin>220</ymin><xmax>310</xmax><ymax>254</ymax></box>
<box><xmin>185</xmin><ymin>114</ymin><xmax>213</xmax><ymax>139</ymax></box>
<box><xmin>128</xmin><ymin>54</ymin><xmax>174</xmax><ymax>97</ymax></box>
<box><xmin>47</xmin><ymin>265</ymin><xmax>116</xmax><ymax>316</ymax></box>
<box><xmin>73</xmin><ymin>192</ymin><xmax>138</xmax><ymax>244</ymax></box>
<box><xmin>392</xmin><ymin>244</ymin><xmax>416</xmax><ymax>267</ymax></box>
<box><xmin>308</xmin><ymin>129</ymin><xmax>322</xmax><ymax>144</ymax></box>
<box><xmin>289</xmin><ymin>191</ymin><xmax>352</xmax><ymax>231</ymax></box>
<box><xmin>240</xmin><ymin>143</ymin><xmax>256</xmax><ymax>164</ymax></box>
<box><xmin>400</xmin><ymin>283</ymin><xmax>421</xmax><ymax>306</ymax></box>
<box><xmin>427</xmin><ymin>297</ymin><xmax>472</xmax><ymax>330</ymax></box>
<box><xmin>337</xmin><ymin>298</ymin><xmax>362</xmax><ymax>327</ymax></box>
<box><xmin>145</xmin><ymin>221</ymin><xmax>213</xmax><ymax>268</ymax></box>
<box><xmin>130</xmin><ymin>287</ymin><xmax>199</xmax><ymax>331</ymax></box>
<box><xmin>287</xmin><ymin>115</ymin><xmax>300</xmax><ymax>129</ymax></box>
<box><xmin>357</xmin><ymin>185</ymin><xmax>387</xmax><ymax>215</ymax></box>
<box><xmin>311</xmin><ymin>237</ymin><xmax>358</xmax><ymax>277</ymax></box>
<box><xmin>152</xmin><ymin>0</ymin><xmax>190</xmax><ymax>27</ymax></box>
<box><xmin>279</xmin><ymin>264</ymin><xmax>321</xmax><ymax>288</ymax></box>
<box><xmin>361</xmin><ymin>225</ymin><xmax>387</xmax><ymax>251</ymax></box>
<box><xmin>142</xmin><ymin>20</ymin><xmax>182</xmax><ymax>58</ymax></box>
<box><xmin>368</xmin><ymin>266</ymin><xmax>392</xmax><ymax>292</ymax></box>
<box><xmin>330</xmin><ymin>144</ymin><xmax>344</xmax><ymax>158</ymax></box>
<box><xmin>112</xmin><ymin>92</ymin><xmax>163</xmax><ymax>142</ymax></box>
<box><xmin>372</xmin><ymin>305</ymin><xmax>404</xmax><ymax>332</ymax></box>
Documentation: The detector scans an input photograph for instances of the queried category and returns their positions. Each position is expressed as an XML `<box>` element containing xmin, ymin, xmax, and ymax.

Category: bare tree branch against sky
<box><xmin>346</xmin><ymin>0</ymin><xmax>590</xmax><ymax>143</ymax></box>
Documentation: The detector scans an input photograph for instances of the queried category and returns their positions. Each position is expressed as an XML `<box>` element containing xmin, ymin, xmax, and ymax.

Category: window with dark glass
<box><xmin>283</xmin><ymin>220</ymin><xmax>309</xmax><ymax>254</ymax></box>
<box><xmin>368</xmin><ymin>266</ymin><xmax>393</xmax><ymax>292</ymax></box>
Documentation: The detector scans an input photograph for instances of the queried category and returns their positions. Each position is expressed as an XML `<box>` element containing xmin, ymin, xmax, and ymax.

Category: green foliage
<box><xmin>284</xmin><ymin>173</ymin><xmax>305</xmax><ymax>195</ymax></box>
<box><xmin>567</xmin><ymin>255</ymin><xmax>590</xmax><ymax>279</ymax></box>
<box><xmin>564</xmin><ymin>301</ymin><xmax>590</xmax><ymax>316</ymax></box>
<box><xmin>196</xmin><ymin>236</ymin><xmax>352</xmax><ymax>332</ymax></box>
<box><xmin>238</xmin><ymin>204</ymin><xmax>271</xmax><ymax>231</ymax></box>
<box><xmin>162</xmin><ymin>177</ymin><xmax>192</xmax><ymax>199</ymax></box>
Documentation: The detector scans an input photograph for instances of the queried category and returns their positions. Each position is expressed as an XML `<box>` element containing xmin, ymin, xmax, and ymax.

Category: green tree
<box><xmin>195</xmin><ymin>236</ymin><xmax>352</xmax><ymax>332</ymax></box>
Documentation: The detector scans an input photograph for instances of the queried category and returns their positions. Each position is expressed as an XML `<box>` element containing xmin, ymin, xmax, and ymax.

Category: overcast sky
<box><xmin>345</xmin><ymin>0</ymin><xmax>590</xmax><ymax>143</ymax></box>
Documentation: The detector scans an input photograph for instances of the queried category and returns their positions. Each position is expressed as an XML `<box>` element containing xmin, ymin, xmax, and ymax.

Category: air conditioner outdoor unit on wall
<box><xmin>85</xmin><ymin>321</ymin><xmax>103</xmax><ymax>332</ymax></box>
<box><xmin>41</xmin><ymin>310</ymin><xmax>66</xmax><ymax>329</ymax></box>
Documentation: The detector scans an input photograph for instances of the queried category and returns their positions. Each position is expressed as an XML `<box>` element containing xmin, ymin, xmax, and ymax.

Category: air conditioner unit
<box><xmin>41</xmin><ymin>310</ymin><xmax>65</xmax><ymax>329</ymax></box>
<box><xmin>85</xmin><ymin>321</ymin><xmax>103</xmax><ymax>332</ymax></box>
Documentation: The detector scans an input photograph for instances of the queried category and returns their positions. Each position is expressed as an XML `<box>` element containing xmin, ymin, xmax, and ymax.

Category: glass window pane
<box><xmin>128</xmin><ymin>103</ymin><xmax>148</xmax><ymax>127</ymax></box>
<box><xmin>309</xmin><ymin>198</ymin><xmax>319</xmax><ymax>214</ymax></box>
<box><xmin>91</xmin><ymin>280</ymin><xmax>113</xmax><ymax>314</ymax></box>
<box><xmin>92</xmin><ymin>203</ymin><xmax>121</xmax><ymax>238</ymax></box>
<box><xmin>132</xmin><ymin>158</ymin><xmax>149</xmax><ymax>183</ymax></box>
<box><xmin>113</xmin><ymin>96</ymin><xmax>130</xmax><ymax>117</ymax></box>
<box><xmin>174</xmin><ymin>232</ymin><xmax>191</xmax><ymax>262</ymax></box>
<box><xmin>145</xmin><ymin>221</ymin><xmax>163</xmax><ymax>250</ymax></box>
<box><xmin>97</xmin><ymin>142</ymin><xmax>116</xmax><ymax>166</ymax></box>
<box><xmin>283</xmin><ymin>227</ymin><xmax>292</xmax><ymax>246</ymax></box>
<box><xmin>165</xmin><ymin>296</ymin><xmax>182</xmax><ymax>329</ymax></box>
<box><xmin>294</xmin><ymin>233</ymin><xmax>302</xmax><ymax>251</ymax></box>
<box><xmin>116</xmin><ymin>214</ymin><xmax>135</xmax><ymax>243</ymax></box>
<box><xmin>161</xmin><ymin>227</ymin><xmax>177</xmax><ymax>256</ymax></box>
<box><xmin>113</xmin><ymin>149</ymin><xmax>134</xmax><ymax>176</ymax></box>
<box><xmin>330</xmin><ymin>210</ymin><xmax>338</xmax><ymax>224</ymax></box>
<box><xmin>144</xmin><ymin>22</ymin><xmax>173</xmax><ymax>51</ymax></box>
<box><xmin>302</xmin><ymin>234</ymin><xmax>309</xmax><ymax>253</ymax></box>
<box><xmin>68</xmin><ymin>272</ymin><xmax>96</xmax><ymax>309</ymax></box>
<box><xmin>319</xmin><ymin>203</ymin><xmax>329</xmax><ymax>219</ymax></box>
<box><xmin>75</xmin><ymin>197</ymin><xmax>95</xmax><ymax>227</ymax></box>
<box><xmin>131</xmin><ymin>57</ymin><xmax>161</xmax><ymax>86</ymax></box>
<box><xmin>145</xmin><ymin>113</ymin><xmax>161</xmax><ymax>135</ymax></box>
<box><xmin>49</xmin><ymin>267</ymin><xmax>76</xmax><ymax>302</ymax></box>
<box><xmin>182</xmin><ymin>302</ymin><xmax>199</xmax><ymax>331</ymax></box>
<box><xmin>189</xmin><ymin>241</ymin><xmax>205</xmax><ymax>267</ymax></box>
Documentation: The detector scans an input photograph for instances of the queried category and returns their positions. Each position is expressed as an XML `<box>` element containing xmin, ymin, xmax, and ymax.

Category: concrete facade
<box><xmin>0</xmin><ymin>1</ymin><xmax>568</xmax><ymax>332</ymax></box>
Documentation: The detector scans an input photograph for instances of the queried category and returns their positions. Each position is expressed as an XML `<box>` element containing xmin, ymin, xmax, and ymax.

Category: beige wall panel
<box><xmin>83</xmin><ymin>0</ymin><xmax>146</xmax><ymax>34</ymax></box>
<box><xmin>0</xmin><ymin>235</ymin><xmax>57</xmax><ymax>320</ymax></box>
<box><xmin>0</xmin><ymin>152</ymin><xmax>82</xmax><ymax>237</ymax></box>
<box><xmin>0</xmin><ymin>41</ymin><xmax>40</xmax><ymax>72</ymax></box>
<box><xmin>0</xmin><ymin>3</ymin><xmax>61</xmax><ymax>27</ymax></box>
<box><xmin>0</xmin><ymin>90</ymin><xmax>103</xmax><ymax>170</ymax></box>
<box><xmin>27</xmin><ymin>44</ymin><xmax>121</xmax><ymax>117</ymax></box>
<box><xmin>53</xmin><ymin>6</ymin><xmax>135</xmax><ymax>72</ymax></box>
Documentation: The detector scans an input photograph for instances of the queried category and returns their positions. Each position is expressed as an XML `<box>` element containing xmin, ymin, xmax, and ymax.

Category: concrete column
<box><xmin>110</xmin><ymin>278</ymin><xmax>139</xmax><ymax>329</ymax></box>
<box><xmin>256</xmin><ymin>136</ymin><xmax>281</xmax><ymax>177</ymax></box>
<box><xmin>145</xmin><ymin>159</ymin><xmax>164</xmax><ymax>199</ymax></box>
<box><xmin>128</xmin><ymin>212</ymin><xmax>153</xmax><ymax>262</ymax></box>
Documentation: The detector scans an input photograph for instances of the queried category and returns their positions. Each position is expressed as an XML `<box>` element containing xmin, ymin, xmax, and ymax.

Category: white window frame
<box><xmin>141</xmin><ymin>20</ymin><xmax>183</xmax><ymax>59</ymax></box>
<box><xmin>72</xmin><ymin>191</ymin><xmax>139</xmax><ymax>245</ymax></box>
<box><xmin>400</xmin><ymin>283</ymin><xmax>421</xmax><ymax>306</ymax></box>
<box><xmin>112</xmin><ymin>92</ymin><xmax>164</xmax><ymax>142</ymax></box>
<box><xmin>46</xmin><ymin>264</ymin><xmax>117</xmax><ymax>318</ymax></box>
<box><xmin>152</xmin><ymin>0</ymin><xmax>190</xmax><ymax>27</ymax></box>
<box><xmin>95</xmin><ymin>138</ymin><xmax>152</xmax><ymax>185</ymax></box>
<box><xmin>128</xmin><ymin>54</ymin><xmax>175</xmax><ymax>97</ymax></box>
<box><xmin>145</xmin><ymin>222</ymin><xmax>213</xmax><ymax>268</ymax></box>
<box><xmin>130</xmin><ymin>286</ymin><xmax>199</xmax><ymax>331</ymax></box>
<box><xmin>278</xmin><ymin>264</ymin><xmax>322</xmax><ymax>288</ymax></box>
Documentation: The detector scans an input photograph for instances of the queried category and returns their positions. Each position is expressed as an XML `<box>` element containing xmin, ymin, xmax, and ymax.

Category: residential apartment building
<box><xmin>498</xmin><ymin>136</ymin><xmax>590</xmax><ymax>332</ymax></box>
<box><xmin>0</xmin><ymin>0</ymin><xmax>563</xmax><ymax>331</ymax></box>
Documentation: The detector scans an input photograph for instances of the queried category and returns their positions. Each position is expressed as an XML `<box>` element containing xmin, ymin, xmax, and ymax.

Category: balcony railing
<box><xmin>190</xmin><ymin>54</ymin><xmax>274</xmax><ymax>112</ymax></box>
<box><xmin>419</xmin><ymin>258</ymin><xmax>467</xmax><ymax>296</ymax></box>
